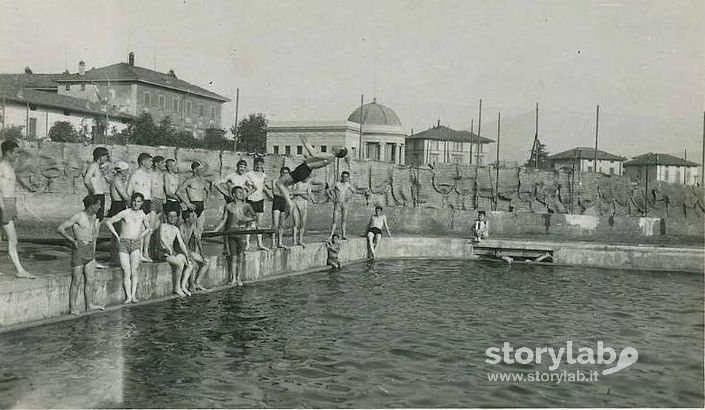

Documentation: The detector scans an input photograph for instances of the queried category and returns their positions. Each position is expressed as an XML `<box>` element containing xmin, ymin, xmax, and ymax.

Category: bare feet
<box><xmin>15</xmin><ymin>271</ymin><xmax>36</xmax><ymax>279</ymax></box>
<box><xmin>296</xmin><ymin>241</ymin><xmax>306</xmax><ymax>248</ymax></box>
<box><xmin>257</xmin><ymin>245</ymin><xmax>269</xmax><ymax>251</ymax></box>
<box><xmin>95</xmin><ymin>262</ymin><xmax>109</xmax><ymax>269</ymax></box>
<box><xmin>341</xmin><ymin>236</ymin><xmax>349</xmax><ymax>241</ymax></box>
<box><xmin>182</xmin><ymin>288</ymin><xmax>192</xmax><ymax>296</ymax></box>
<box><xmin>124</xmin><ymin>298</ymin><xmax>133</xmax><ymax>304</ymax></box>
<box><xmin>237</xmin><ymin>280</ymin><xmax>243</xmax><ymax>287</ymax></box>
<box><xmin>176</xmin><ymin>290</ymin><xmax>186</xmax><ymax>297</ymax></box>
<box><xmin>131</xmin><ymin>298</ymin><xmax>139</xmax><ymax>303</ymax></box>
<box><xmin>229</xmin><ymin>280</ymin><xmax>237</xmax><ymax>287</ymax></box>
<box><xmin>70</xmin><ymin>309</ymin><xmax>80</xmax><ymax>316</ymax></box>
<box><xmin>88</xmin><ymin>304</ymin><xmax>105</xmax><ymax>311</ymax></box>
<box><xmin>276</xmin><ymin>243</ymin><xmax>288</xmax><ymax>249</ymax></box>
<box><xmin>141</xmin><ymin>256</ymin><xmax>153</xmax><ymax>263</ymax></box>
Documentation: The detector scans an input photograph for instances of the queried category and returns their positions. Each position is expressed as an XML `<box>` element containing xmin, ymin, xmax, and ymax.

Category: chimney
<box><xmin>78</xmin><ymin>60</ymin><xmax>86</xmax><ymax>75</ymax></box>
<box><xmin>167</xmin><ymin>69</ymin><xmax>177</xmax><ymax>78</ymax></box>
<box><xmin>128</xmin><ymin>52</ymin><xmax>135</xmax><ymax>66</ymax></box>
<box><xmin>24</xmin><ymin>66</ymin><xmax>33</xmax><ymax>74</ymax></box>
<box><xmin>437</xmin><ymin>119</ymin><xmax>441</xmax><ymax>127</ymax></box>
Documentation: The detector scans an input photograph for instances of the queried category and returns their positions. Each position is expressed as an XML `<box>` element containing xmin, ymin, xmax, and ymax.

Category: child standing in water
<box><xmin>326</xmin><ymin>233</ymin><xmax>342</xmax><ymax>270</ymax></box>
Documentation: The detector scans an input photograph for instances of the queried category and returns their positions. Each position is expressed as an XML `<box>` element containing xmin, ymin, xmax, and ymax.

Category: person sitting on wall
<box><xmin>366</xmin><ymin>206</ymin><xmax>392</xmax><ymax>260</ymax></box>
<box><xmin>156</xmin><ymin>209</ymin><xmax>193</xmax><ymax>297</ymax></box>
<box><xmin>180</xmin><ymin>209</ymin><xmax>210</xmax><ymax>292</ymax></box>
<box><xmin>472</xmin><ymin>210</ymin><xmax>489</xmax><ymax>241</ymax></box>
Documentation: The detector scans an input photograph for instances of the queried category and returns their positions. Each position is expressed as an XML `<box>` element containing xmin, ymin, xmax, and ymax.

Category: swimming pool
<box><xmin>0</xmin><ymin>259</ymin><xmax>702</xmax><ymax>407</ymax></box>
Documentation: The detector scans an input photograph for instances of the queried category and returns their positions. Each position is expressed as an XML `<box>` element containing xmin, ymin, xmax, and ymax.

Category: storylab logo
<box><xmin>485</xmin><ymin>341</ymin><xmax>638</xmax><ymax>376</ymax></box>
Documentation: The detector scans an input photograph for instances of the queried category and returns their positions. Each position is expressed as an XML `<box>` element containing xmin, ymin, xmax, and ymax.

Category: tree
<box><xmin>0</xmin><ymin>126</ymin><xmax>25</xmax><ymax>141</ymax></box>
<box><xmin>48</xmin><ymin>121</ymin><xmax>83</xmax><ymax>143</ymax></box>
<box><xmin>204</xmin><ymin>128</ymin><xmax>233</xmax><ymax>151</ymax></box>
<box><xmin>231</xmin><ymin>113</ymin><xmax>267</xmax><ymax>154</ymax></box>
<box><xmin>525</xmin><ymin>141</ymin><xmax>551</xmax><ymax>170</ymax></box>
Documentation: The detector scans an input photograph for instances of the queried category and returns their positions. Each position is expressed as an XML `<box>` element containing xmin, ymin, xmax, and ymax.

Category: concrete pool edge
<box><xmin>1</xmin><ymin>237</ymin><xmax>703</xmax><ymax>333</ymax></box>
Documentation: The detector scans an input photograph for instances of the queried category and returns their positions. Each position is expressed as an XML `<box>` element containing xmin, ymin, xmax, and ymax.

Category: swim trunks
<box><xmin>154</xmin><ymin>246</ymin><xmax>173</xmax><ymax>262</ymax></box>
<box><xmin>107</xmin><ymin>200</ymin><xmax>126</xmax><ymax>218</ymax></box>
<box><xmin>367</xmin><ymin>227</ymin><xmax>382</xmax><ymax>236</ymax></box>
<box><xmin>119</xmin><ymin>238</ymin><xmax>141</xmax><ymax>254</ymax></box>
<box><xmin>246</xmin><ymin>199</ymin><xmax>264</xmax><ymax>213</ymax></box>
<box><xmin>94</xmin><ymin>194</ymin><xmax>106</xmax><ymax>221</ymax></box>
<box><xmin>192</xmin><ymin>201</ymin><xmax>205</xmax><ymax>217</ymax></box>
<box><xmin>164</xmin><ymin>199</ymin><xmax>181</xmax><ymax>215</ymax></box>
<box><xmin>141</xmin><ymin>199</ymin><xmax>152</xmax><ymax>215</ymax></box>
<box><xmin>272</xmin><ymin>195</ymin><xmax>287</xmax><ymax>213</ymax></box>
<box><xmin>225</xmin><ymin>235</ymin><xmax>246</xmax><ymax>256</ymax></box>
<box><xmin>71</xmin><ymin>240</ymin><xmax>96</xmax><ymax>267</ymax></box>
<box><xmin>0</xmin><ymin>198</ymin><xmax>18</xmax><ymax>226</ymax></box>
<box><xmin>152</xmin><ymin>198</ymin><xmax>165</xmax><ymax>214</ymax></box>
<box><xmin>289</xmin><ymin>163</ymin><xmax>312</xmax><ymax>184</ymax></box>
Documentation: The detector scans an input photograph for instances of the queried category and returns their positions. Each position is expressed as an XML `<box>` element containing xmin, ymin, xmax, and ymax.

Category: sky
<box><xmin>1</xmin><ymin>0</ymin><xmax>703</xmax><ymax>162</ymax></box>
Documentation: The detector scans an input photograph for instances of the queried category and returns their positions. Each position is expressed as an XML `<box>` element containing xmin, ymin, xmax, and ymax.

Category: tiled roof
<box><xmin>0</xmin><ymin>84</ymin><xmax>133</xmax><ymax>120</ymax></box>
<box><xmin>548</xmin><ymin>147</ymin><xmax>625</xmax><ymax>161</ymax></box>
<box><xmin>406</xmin><ymin>125</ymin><xmax>494</xmax><ymax>143</ymax></box>
<box><xmin>57</xmin><ymin>63</ymin><xmax>230</xmax><ymax>102</ymax></box>
<box><xmin>624</xmin><ymin>153</ymin><xmax>700</xmax><ymax>167</ymax></box>
<box><xmin>0</xmin><ymin>73</ymin><xmax>70</xmax><ymax>91</ymax></box>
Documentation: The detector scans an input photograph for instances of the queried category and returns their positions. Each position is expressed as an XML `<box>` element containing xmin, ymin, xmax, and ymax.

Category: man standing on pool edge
<box><xmin>127</xmin><ymin>153</ymin><xmax>154</xmax><ymax>262</ymax></box>
<box><xmin>0</xmin><ymin>140</ymin><xmax>35</xmax><ymax>278</ymax></box>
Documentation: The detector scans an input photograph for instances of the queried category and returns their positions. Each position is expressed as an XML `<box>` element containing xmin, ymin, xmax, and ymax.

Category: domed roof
<box><xmin>347</xmin><ymin>99</ymin><xmax>402</xmax><ymax>127</ymax></box>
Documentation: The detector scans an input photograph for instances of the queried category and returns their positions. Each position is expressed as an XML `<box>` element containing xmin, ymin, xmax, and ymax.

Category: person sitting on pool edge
<box><xmin>180</xmin><ymin>209</ymin><xmax>210</xmax><ymax>292</ymax></box>
<box><xmin>274</xmin><ymin>135</ymin><xmax>348</xmax><ymax>216</ymax></box>
<box><xmin>326</xmin><ymin>233</ymin><xmax>342</xmax><ymax>270</ymax></box>
<box><xmin>472</xmin><ymin>210</ymin><xmax>489</xmax><ymax>242</ymax></box>
<box><xmin>366</xmin><ymin>206</ymin><xmax>392</xmax><ymax>260</ymax></box>
<box><xmin>156</xmin><ymin>208</ymin><xmax>193</xmax><ymax>297</ymax></box>
<box><xmin>57</xmin><ymin>194</ymin><xmax>105</xmax><ymax>315</ymax></box>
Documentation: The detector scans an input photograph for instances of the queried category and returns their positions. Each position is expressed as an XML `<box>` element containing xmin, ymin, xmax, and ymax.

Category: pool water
<box><xmin>0</xmin><ymin>259</ymin><xmax>702</xmax><ymax>408</ymax></box>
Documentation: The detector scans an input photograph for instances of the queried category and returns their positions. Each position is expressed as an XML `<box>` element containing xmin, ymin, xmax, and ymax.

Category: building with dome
<box><xmin>266</xmin><ymin>99</ymin><xmax>407</xmax><ymax>164</ymax></box>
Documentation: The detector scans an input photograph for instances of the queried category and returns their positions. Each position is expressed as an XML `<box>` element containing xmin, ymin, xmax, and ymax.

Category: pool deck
<box><xmin>0</xmin><ymin>234</ymin><xmax>702</xmax><ymax>333</ymax></box>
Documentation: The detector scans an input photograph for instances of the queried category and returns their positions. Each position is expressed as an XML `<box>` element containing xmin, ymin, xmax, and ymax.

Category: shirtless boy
<box><xmin>57</xmin><ymin>195</ymin><xmax>104</xmax><ymax>315</ymax></box>
<box><xmin>163</xmin><ymin>159</ymin><xmax>181</xmax><ymax>215</ymax></box>
<box><xmin>151</xmin><ymin>155</ymin><xmax>167</xmax><ymax>218</ymax></box>
<box><xmin>180</xmin><ymin>210</ymin><xmax>210</xmax><ymax>292</ymax></box>
<box><xmin>83</xmin><ymin>147</ymin><xmax>110</xmax><ymax>221</ymax></box>
<box><xmin>156</xmin><ymin>209</ymin><xmax>192</xmax><ymax>297</ymax></box>
<box><xmin>245</xmin><ymin>157</ymin><xmax>269</xmax><ymax>250</ymax></box>
<box><xmin>215</xmin><ymin>159</ymin><xmax>250</xmax><ymax>203</ymax></box>
<box><xmin>105</xmin><ymin>192</ymin><xmax>152</xmax><ymax>304</ymax></box>
<box><xmin>127</xmin><ymin>153</ymin><xmax>154</xmax><ymax>262</ymax></box>
<box><xmin>108</xmin><ymin>161</ymin><xmax>130</xmax><ymax>264</ymax></box>
<box><xmin>271</xmin><ymin>166</ymin><xmax>290</xmax><ymax>248</ymax></box>
<box><xmin>328</xmin><ymin>171</ymin><xmax>356</xmax><ymax>240</ymax></box>
<box><xmin>291</xmin><ymin>176</ymin><xmax>312</xmax><ymax>247</ymax></box>
<box><xmin>366</xmin><ymin>206</ymin><xmax>392</xmax><ymax>260</ymax></box>
<box><xmin>177</xmin><ymin>161</ymin><xmax>209</xmax><ymax>228</ymax></box>
<box><xmin>0</xmin><ymin>140</ymin><xmax>34</xmax><ymax>278</ymax></box>
<box><xmin>214</xmin><ymin>186</ymin><xmax>256</xmax><ymax>287</ymax></box>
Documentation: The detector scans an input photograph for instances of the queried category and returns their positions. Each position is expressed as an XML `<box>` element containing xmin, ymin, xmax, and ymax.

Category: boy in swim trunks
<box><xmin>156</xmin><ymin>209</ymin><xmax>193</xmax><ymax>297</ymax></box>
<box><xmin>177</xmin><ymin>161</ymin><xmax>209</xmax><ymax>229</ymax></box>
<box><xmin>366</xmin><ymin>206</ymin><xmax>392</xmax><ymax>260</ymax></box>
<box><xmin>214</xmin><ymin>186</ymin><xmax>257</xmax><ymax>287</ymax></box>
<box><xmin>271</xmin><ymin>166</ymin><xmax>290</xmax><ymax>248</ymax></box>
<box><xmin>245</xmin><ymin>157</ymin><xmax>269</xmax><ymax>250</ymax></box>
<box><xmin>83</xmin><ymin>147</ymin><xmax>110</xmax><ymax>221</ymax></box>
<box><xmin>472</xmin><ymin>210</ymin><xmax>489</xmax><ymax>241</ymax></box>
<box><xmin>291</xmin><ymin>175</ymin><xmax>312</xmax><ymax>247</ymax></box>
<box><xmin>0</xmin><ymin>140</ymin><xmax>35</xmax><ymax>278</ymax></box>
<box><xmin>180</xmin><ymin>210</ymin><xmax>210</xmax><ymax>292</ymax></box>
<box><xmin>108</xmin><ymin>161</ymin><xmax>130</xmax><ymax>264</ymax></box>
<box><xmin>57</xmin><ymin>195</ymin><xmax>105</xmax><ymax>315</ymax></box>
<box><xmin>216</xmin><ymin>159</ymin><xmax>250</xmax><ymax>203</ymax></box>
<box><xmin>327</xmin><ymin>171</ymin><xmax>357</xmax><ymax>240</ymax></box>
<box><xmin>164</xmin><ymin>159</ymin><xmax>182</xmax><ymax>215</ymax></box>
<box><xmin>127</xmin><ymin>153</ymin><xmax>154</xmax><ymax>262</ymax></box>
<box><xmin>105</xmin><ymin>192</ymin><xmax>152</xmax><ymax>304</ymax></box>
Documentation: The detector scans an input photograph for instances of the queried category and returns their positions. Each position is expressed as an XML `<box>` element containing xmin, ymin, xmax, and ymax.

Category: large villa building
<box><xmin>405</xmin><ymin>122</ymin><xmax>494</xmax><ymax>166</ymax></box>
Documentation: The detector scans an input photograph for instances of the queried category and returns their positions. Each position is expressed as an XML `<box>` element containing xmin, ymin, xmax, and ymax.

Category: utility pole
<box><xmin>469</xmin><ymin>118</ymin><xmax>474</xmax><ymax>165</ymax></box>
<box><xmin>593</xmin><ymin>105</ymin><xmax>600</xmax><ymax>172</ymax></box>
<box><xmin>476</xmin><ymin>99</ymin><xmax>482</xmax><ymax>167</ymax></box>
<box><xmin>233</xmin><ymin>87</ymin><xmax>239</xmax><ymax>152</ymax></box>
<box><xmin>702</xmin><ymin>111</ymin><xmax>705</xmax><ymax>187</ymax></box>
<box><xmin>495</xmin><ymin>112</ymin><xmax>501</xmax><ymax>210</ymax></box>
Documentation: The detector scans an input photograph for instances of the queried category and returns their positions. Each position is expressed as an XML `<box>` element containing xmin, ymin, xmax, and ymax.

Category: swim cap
<box><xmin>191</xmin><ymin>160</ymin><xmax>204</xmax><ymax>170</ymax></box>
<box><xmin>237</xmin><ymin>159</ymin><xmax>248</xmax><ymax>167</ymax></box>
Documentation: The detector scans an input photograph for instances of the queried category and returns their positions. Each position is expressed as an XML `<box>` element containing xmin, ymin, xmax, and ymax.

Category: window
<box><xmin>29</xmin><ymin>118</ymin><xmax>37</xmax><ymax>137</ymax></box>
<box><xmin>198</xmin><ymin>104</ymin><xmax>205</xmax><ymax>117</ymax></box>
<box><xmin>210</xmin><ymin>106</ymin><xmax>216</xmax><ymax>119</ymax></box>
<box><xmin>453</xmin><ymin>142</ymin><xmax>463</xmax><ymax>151</ymax></box>
<box><xmin>173</xmin><ymin>97</ymin><xmax>179</xmax><ymax>112</ymax></box>
<box><xmin>609</xmin><ymin>167</ymin><xmax>615</xmax><ymax>175</ymax></box>
<box><xmin>430</xmin><ymin>154</ymin><xmax>439</xmax><ymax>164</ymax></box>
<box><xmin>273</xmin><ymin>146</ymin><xmax>279</xmax><ymax>155</ymax></box>
<box><xmin>676</xmin><ymin>169</ymin><xmax>681</xmax><ymax>183</ymax></box>
<box><xmin>144</xmin><ymin>92</ymin><xmax>151</xmax><ymax>106</ymax></box>
<box><xmin>65</xmin><ymin>84</ymin><xmax>70</xmax><ymax>91</ymax></box>
<box><xmin>664</xmin><ymin>167</ymin><xmax>669</xmax><ymax>181</ymax></box>
<box><xmin>185</xmin><ymin>101</ymin><xmax>192</xmax><ymax>115</ymax></box>
<box><xmin>320</xmin><ymin>145</ymin><xmax>327</xmax><ymax>152</ymax></box>
<box><xmin>296</xmin><ymin>145</ymin><xmax>303</xmax><ymax>155</ymax></box>
<box><xmin>159</xmin><ymin>95</ymin><xmax>166</xmax><ymax>109</ymax></box>
<box><xmin>80</xmin><ymin>84</ymin><xmax>85</xmax><ymax>91</ymax></box>
<box><xmin>285</xmin><ymin>146</ymin><xmax>291</xmax><ymax>155</ymax></box>
<box><xmin>453</xmin><ymin>156</ymin><xmax>462</xmax><ymax>164</ymax></box>
<box><xmin>588</xmin><ymin>166</ymin><xmax>593</xmax><ymax>172</ymax></box>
